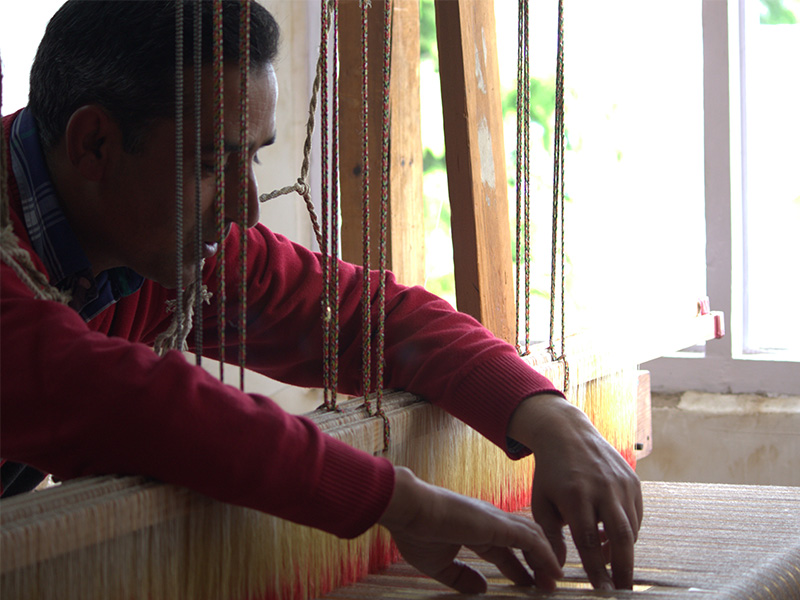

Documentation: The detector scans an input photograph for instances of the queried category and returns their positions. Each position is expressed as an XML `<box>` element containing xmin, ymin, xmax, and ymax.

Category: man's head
<box><xmin>30</xmin><ymin>0</ymin><xmax>279</xmax><ymax>153</ymax></box>
<box><xmin>29</xmin><ymin>1</ymin><xmax>281</xmax><ymax>288</ymax></box>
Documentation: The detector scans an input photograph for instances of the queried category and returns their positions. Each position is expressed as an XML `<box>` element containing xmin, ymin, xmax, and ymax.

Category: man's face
<box><xmin>97</xmin><ymin>63</ymin><xmax>278</xmax><ymax>288</ymax></box>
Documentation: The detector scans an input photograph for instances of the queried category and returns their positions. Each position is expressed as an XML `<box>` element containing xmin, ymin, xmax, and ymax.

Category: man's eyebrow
<box><xmin>201</xmin><ymin>136</ymin><xmax>276</xmax><ymax>154</ymax></box>
<box><xmin>201</xmin><ymin>140</ymin><xmax>241</xmax><ymax>154</ymax></box>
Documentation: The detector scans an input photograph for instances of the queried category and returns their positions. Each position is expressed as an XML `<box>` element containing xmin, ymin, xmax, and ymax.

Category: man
<box><xmin>0</xmin><ymin>0</ymin><xmax>642</xmax><ymax>593</ymax></box>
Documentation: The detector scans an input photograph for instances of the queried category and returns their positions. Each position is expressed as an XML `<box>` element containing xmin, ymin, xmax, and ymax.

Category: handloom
<box><xmin>4</xmin><ymin>476</ymin><xmax>799</xmax><ymax>599</ymax></box>
<box><xmin>0</xmin><ymin>393</ymin><xmax>531</xmax><ymax>600</ymax></box>
<box><xmin>0</xmin><ymin>1</ymin><xmax>753</xmax><ymax>600</ymax></box>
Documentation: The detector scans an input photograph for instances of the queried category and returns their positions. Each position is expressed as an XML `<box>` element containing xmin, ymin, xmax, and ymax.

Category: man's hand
<box><xmin>508</xmin><ymin>394</ymin><xmax>643</xmax><ymax>590</ymax></box>
<box><xmin>378</xmin><ymin>466</ymin><xmax>563</xmax><ymax>593</ymax></box>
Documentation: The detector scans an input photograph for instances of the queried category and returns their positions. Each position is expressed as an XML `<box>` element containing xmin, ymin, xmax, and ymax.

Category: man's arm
<box><xmin>508</xmin><ymin>394</ymin><xmax>643</xmax><ymax>590</ymax></box>
<box><xmin>217</xmin><ymin>226</ymin><xmax>642</xmax><ymax>590</ymax></box>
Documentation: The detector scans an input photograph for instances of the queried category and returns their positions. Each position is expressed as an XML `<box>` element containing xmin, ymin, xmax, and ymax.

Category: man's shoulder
<box><xmin>2</xmin><ymin>109</ymin><xmax>24</xmax><ymax>145</ymax></box>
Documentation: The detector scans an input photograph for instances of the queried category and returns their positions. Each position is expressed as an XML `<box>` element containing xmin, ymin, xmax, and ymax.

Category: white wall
<box><xmin>254</xmin><ymin>1</ymin><xmax>317</xmax><ymax>249</ymax></box>
<box><xmin>636</xmin><ymin>392</ymin><xmax>800</xmax><ymax>486</ymax></box>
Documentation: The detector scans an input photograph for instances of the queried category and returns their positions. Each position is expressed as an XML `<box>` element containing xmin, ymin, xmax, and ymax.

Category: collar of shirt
<box><xmin>9</xmin><ymin>108</ymin><xmax>144</xmax><ymax>321</ymax></box>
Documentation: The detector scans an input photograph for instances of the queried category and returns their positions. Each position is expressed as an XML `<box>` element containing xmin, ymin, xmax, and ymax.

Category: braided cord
<box><xmin>258</xmin><ymin>2</ymin><xmax>343</xmax><ymax>252</ymax></box>
<box><xmin>238</xmin><ymin>0</ymin><xmax>251</xmax><ymax>391</ymax></box>
<box><xmin>514</xmin><ymin>0</ymin><xmax>522</xmax><ymax>354</ymax></box>
<box><xmin>359</xmin><ymin>0</ymin><xmax>372</xmax><ymax>414</ymax></box>
<box><xmin>514</xmin><ymin>0</ymin><xmax>531</xmax><ymax>355</ymax></box>
<box><xmin>375</xmin><ymin>0</ymin><xmax>393</xmax><ymax>450</ymax></box>
<box><xmin>174</xmin><ymin>0</ymin><xmax>185</xmax><ymax>345</ymax></box>
<box><xmin>193</xmin><ymin>0</ymin><xmax>204</xmax><ymax>364</ymax></box>
<box><xmin>548</xmin><ymin>0</ymin><xmax>569</xmax><ymax>391</ymax></box>
<box><xmin>320</xmin><ymin>0</ymin><xmax>335</xmax><ymax>409</ymax></box>
<box><xmin>331</xmin><ymin>1</ymin><xmax>341</xmax><ymax>411</ymax></box>
<box><xmin>523</xmin><ymin>0</ymin><xmax>531</xmax><ymax>356</ymax></box>
<box><xmin>213</xmin><ymin>0</ymin><xmax>226</xmax><ymax>380</ymax></box>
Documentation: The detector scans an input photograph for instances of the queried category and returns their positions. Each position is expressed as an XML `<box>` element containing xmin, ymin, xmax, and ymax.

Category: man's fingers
<box><xmin>471</xmin><ymin>546</ymin><xmax>534</xmax><ymax>587</ymax></box>
<box><xmin>569</xmin><ymin>516</ymin><xmax>614</xmax><ymax>591</ymax></box>
<box><xmin>569</xmin><ymin>505</ymin><xmax>636</xmax><ymax>591</ymax></box>
<box><xmin>431</xmin><ymin>560</ymin><xmax>488</xmax><ymax>594</ymax></box>
<box><xmin>531</xmin><ymin>498</ymin><xmax>567</xmax><ymax>567</ymax></box>
<box><xmin>522</xmin><ymin>549</ymin><xmax>559</xmax><ymax>592</ymax></box>
<box><xmin>601</xmin><ymin>506</ymin><xmax>636</xmax><ymax>590</ymax></box>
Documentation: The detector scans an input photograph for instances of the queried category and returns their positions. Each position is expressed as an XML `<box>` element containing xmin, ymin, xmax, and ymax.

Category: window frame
<box><xmin>643</xmin><ymin>0</ymin><xmax>799</xmax><ymax>396</ymax></box>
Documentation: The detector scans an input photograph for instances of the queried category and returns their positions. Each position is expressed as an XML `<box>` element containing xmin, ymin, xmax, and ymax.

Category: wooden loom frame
<box><xmin>1</xmin><ymin>0</ymin><xmax>728</xmax><ymax>597</ymax></box>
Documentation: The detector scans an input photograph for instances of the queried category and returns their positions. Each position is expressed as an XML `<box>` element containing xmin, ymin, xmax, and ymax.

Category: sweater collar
<box><xmin>8</xmin><ymin>108</ymin><xmax>143</xmax><ymax>321</ymax></box>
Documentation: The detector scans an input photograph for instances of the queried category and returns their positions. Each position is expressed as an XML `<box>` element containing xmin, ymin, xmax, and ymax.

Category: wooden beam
<box><xmin>434</xmin><ymin>0</ymin><xmax>515</xmax><ymax>343</ymax></box>
<box><xmin>339</xmin><ymin>0</ymin><xmax>425</xmax><ymax>287</ymax></box>
<box><xmin>635</xmin><ymin>370</ymin><xmax>653</xmax><ymax>461</ymax></box>
<box><xmin>0</xmin><ymin>393</ymin><xmax>536</xmax><ymax>599</ymax></box>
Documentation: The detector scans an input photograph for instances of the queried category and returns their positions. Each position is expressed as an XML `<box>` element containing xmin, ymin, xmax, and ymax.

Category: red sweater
<box><xmin>0</xmin><ymin>111</ymin><xmax>561</xmax><ymax>538</ymax></box>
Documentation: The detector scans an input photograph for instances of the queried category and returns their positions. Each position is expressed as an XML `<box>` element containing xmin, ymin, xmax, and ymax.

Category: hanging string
<box><xmin>237</xmin><ymin>0</ymin><xmax>251</xmax><ymax>391</ymax></box>
<box><xmin>253</xmin><ymin>0</ymin><xmax>390</xmax><ymax>447</ymax></box>
<box><xmin>359</xmin><ymin>0</ymin><xmax>372</xmax><ymax>414</ymax></box>
<box><xmin>155</xmin><ymin>0</ymin><xmax>212</xmax><ymax>357</ymax></box>
<box><xmin>174</xmin><ymin>0</ymin><xmax>186</xmax><ymax>346</ymax></box>
<box><xmin>548</xmin><ymin>0</ymin><xmax>569</xmax><ymax>391</ymax></box>
<box><xmin>257</xmin><ymin>0</ymin><xmax>341</xmax><ymax>251</ymax></box>
<box><xmin>514</xmin><ymin>0</ymin><xmax>531</xmax><ymax>356</ymax></box>
<box><xmin>193</xmin><ymin>0</ymin><xmax>205</xmax><ymax>364</ymax></box>
<box><xmin>213</xmin><ymin>0</ymin><xmax>226</xmax><ymax>381</ymax></box>
<box><xmin>257</xmin><ymin>0</ymin><xmax>341</xmax><ymax>407</ymax></box>
<box><xmin>331</xmin><ymin>3</ymin><xmax>341</xmax><ymax>412</ymax></box>
<box><xmin>320</xmin><ymin>0</ymin><xmax>337</xmax><ymax>410</ymax></box>
<box><xmin>375</xmin><ymin>0</ymin><xmax>393</xmax><ymax>450</ymax></box>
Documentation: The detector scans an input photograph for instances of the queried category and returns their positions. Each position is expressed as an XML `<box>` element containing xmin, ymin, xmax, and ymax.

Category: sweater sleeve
<box><xmin>193</xmin><ymin>225</ymin><xmax>563</xmax><ymax>458</ymax></box>
<box><xmin>0</xmin><ymin>257</ymin><xmax>394</xmax><ymax>538</ymax></box>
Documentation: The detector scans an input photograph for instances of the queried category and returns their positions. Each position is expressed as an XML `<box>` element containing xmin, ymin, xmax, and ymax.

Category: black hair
<box><xmin>29</xmin><ymin>0</ymin><xmax>279</xmax><ymax>152</ymax></box>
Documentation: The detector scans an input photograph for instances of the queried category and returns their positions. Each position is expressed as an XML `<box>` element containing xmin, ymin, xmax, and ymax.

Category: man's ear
<box><xmin>64</xmin><ymin>105</ymin><xmax>122</xmax><ymax>182</ymax></box>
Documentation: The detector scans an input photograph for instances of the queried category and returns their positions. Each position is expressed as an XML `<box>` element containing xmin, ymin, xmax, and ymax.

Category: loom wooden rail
<box><xmin>1</xmin><ymin>392</ymin><xmax>542</xmax><ymax>600</ymax></box>
<box><xmin>0</xmin><ymin>393</ymin><xmax>488</xmax><ymax>573</ymax></box>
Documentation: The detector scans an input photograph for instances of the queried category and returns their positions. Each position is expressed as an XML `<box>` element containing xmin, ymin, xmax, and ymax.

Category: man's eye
<box><xmin>253</xmin><ymin>152</ymin><xmax>262</xmax><ymax>166</ymax></box>
<box><xmin>201</xmin><ymin>163</ymin><xmax>216</xmax><ymax>176</ymax></box>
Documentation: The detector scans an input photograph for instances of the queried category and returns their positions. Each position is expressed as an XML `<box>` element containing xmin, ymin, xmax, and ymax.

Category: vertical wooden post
<box><xmin>435</xmin><ymin>0</ymin><xmax>516</xmax><ymax>343</ymax></box>
<box><xmin>339</xmin><ymin>0</ymin><xmax>425</xmax><ymax>287</ymax></box>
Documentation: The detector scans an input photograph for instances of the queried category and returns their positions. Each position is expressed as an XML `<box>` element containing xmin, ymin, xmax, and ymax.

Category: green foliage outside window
<box><xmin>759</xmin><ymin>0</ymin><xmax>800</xmax><ymax>24</ymax></box>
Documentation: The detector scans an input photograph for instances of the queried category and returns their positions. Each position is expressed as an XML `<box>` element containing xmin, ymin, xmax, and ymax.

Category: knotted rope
<box><xmin>514</xmin><ymin>0</ymin><xmax>531</xmax><ymax>355</ymax></box>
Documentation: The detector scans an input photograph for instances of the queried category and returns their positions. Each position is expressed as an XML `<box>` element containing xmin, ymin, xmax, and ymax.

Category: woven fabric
<box><xmin>318</xmin><ymin>481</ymin><xmax>800</xmax><ymax>599</ymax></box>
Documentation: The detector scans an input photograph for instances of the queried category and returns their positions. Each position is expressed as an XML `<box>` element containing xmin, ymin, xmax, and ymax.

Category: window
<box><xmin>645</xmin><ymin>0</ymin><xmax>800</xmax><ymax>395</ymax></box>
<box><xmin>741</xmin><ymin>0</ymin><xmax>800</xmax><ymax>358</ymax></box>
<box><xmin>421</xmin><ymin>0</ymin><xmax>798</xmax><ymax>394</ymax></box>
<box><xmin>423</xmin><ymin>0</ymin><xmax>708</xmax><ymax>339</ymax></box>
